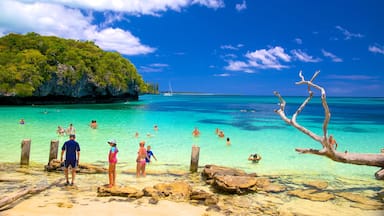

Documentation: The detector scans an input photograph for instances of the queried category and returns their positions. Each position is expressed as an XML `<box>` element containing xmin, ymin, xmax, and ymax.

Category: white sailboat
<box><xmin>163</xmin><ymin>82</ymin><xmax>173</xmax><ymax>96</ymax></box>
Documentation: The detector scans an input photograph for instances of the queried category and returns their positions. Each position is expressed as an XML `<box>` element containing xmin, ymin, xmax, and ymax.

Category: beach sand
<box><xmin>1</xmin><ymin>164</ymin><xmax>383</xmax><ymax>216</ymax></box>
<box><xmin>2</xmin><ymin>184</ymin><xmax>383</xmax><ymax>216</ymax></box>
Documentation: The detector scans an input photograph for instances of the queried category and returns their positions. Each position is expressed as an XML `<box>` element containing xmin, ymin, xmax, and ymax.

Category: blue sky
<box><xmin>1</xmin><ymin>0</ymin><xmax>383</xmax><ymax>96</ymax></box>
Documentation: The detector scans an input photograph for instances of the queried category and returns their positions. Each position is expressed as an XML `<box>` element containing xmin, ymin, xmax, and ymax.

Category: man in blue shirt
<box><xmin>60</xmin><ymin>134</ymin><xmax>80</xmax><ymax>186</ymax></box>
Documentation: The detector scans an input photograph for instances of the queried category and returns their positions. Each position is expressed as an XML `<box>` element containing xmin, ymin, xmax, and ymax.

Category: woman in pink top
<box><xmin>108</xmin><ymin>139</ymin><xmax>118</xmax><ymax>187</ymax></box>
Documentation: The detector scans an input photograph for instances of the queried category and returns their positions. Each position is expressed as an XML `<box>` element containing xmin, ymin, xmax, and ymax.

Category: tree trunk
<box><xmin>274</xmin><ymin>71</ymin><xmax>384</xmax><ymax>179</ymax></box>
<box><xmin>0</xmin><ymin>178</ymin><xmax>64</xmax><ymax>209</ymax></box>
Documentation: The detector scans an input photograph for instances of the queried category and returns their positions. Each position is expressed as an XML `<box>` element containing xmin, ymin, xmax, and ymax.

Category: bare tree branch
<box><xmin>274</xmin><ymin>71</ymin><xmax>384</xmax><ymax>179</ymax></box>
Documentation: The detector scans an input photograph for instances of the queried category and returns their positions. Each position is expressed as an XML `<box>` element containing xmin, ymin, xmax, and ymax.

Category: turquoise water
<box><xmin>0</xmin><ymin>95</ymin><xmax>383</xmax><ymax>180</ymax></box>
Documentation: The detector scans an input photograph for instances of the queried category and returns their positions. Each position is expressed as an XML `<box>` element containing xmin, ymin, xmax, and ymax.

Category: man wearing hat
<box><xmin>60</xmin><ymin>134</ymin><xmax>80</xmax><ymax>186</ymax></box>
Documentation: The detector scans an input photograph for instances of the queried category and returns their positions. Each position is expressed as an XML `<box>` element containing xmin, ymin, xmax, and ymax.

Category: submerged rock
<box><xmin>287</xmin><ymin>189</ymin><xmax>335</xmax><ymax>201</ymax></box>
<box><xmin>337</xmin><ymin>192</ymin><xmax>384</xmax><ymax>210</ymax></box>
<box><xmin>97</xmin><ymin>185</ymin><xmax>144</xmax><ymax>198</ymax></box>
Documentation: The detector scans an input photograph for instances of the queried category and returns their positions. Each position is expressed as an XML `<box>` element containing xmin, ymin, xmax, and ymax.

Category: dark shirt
<box><xmin>146</xmin><ymin>150</ymin><xmax>154</xmax><ymax>163</ymax></box>
<box><xmin>62</xmin><ymin>140</ymin><xmax>80</xmax><ymax>161</ymax></box>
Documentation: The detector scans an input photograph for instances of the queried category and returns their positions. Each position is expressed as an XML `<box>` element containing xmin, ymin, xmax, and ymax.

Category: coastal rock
<box><xmin>202</xmin><ymin>164</ymin><xmax>260</xmax><ymax>194</ymax></box>
<box><xmin>251</xmin><ymin>177</ymin><xmax>286</xmax><ymax>193</ymax></box>
<box><xmin>303</xmin><ymin>180</ymin><xmax>329</xmax><ymax>190</ymax></box>
<box><xmin>378</xmin><ymin>189</ymin><xmax>384</xmax><ymax>202</ymax></box>
<box><xmin>153</xmin><ymin>181</ymin><xmax>192</xmax><ymax>201</ymax></box>
<box><xmin>261</xmin><ymin>183</ymin><xmax>287</xmax><ymax>193</ymax></box>
<box><xmin>287</xmin><ymin>189</ymin><xmax>335</xmax><ymax>201</ymax></box>
<box><xmin>190</xmin><ymin>190</ymin><xmax>219</xmax><ymax>205</ymax></box>
<box><xmin>202</xmin><ymin>164</ymin><xmax>255</xmax><ymax>179</ymax></box>
<box><xmin>97</xmin><ymin>185</ymin><xmax>144</xmax><ymax>198</ymax></box>
<box><xmin>337</xmin><ymin>192</ymin><xmax>384</xmax><ymax>210</ymax></box>
<box><xmin>214</xmin><ymin>175</ymin><xmax>258</xmax><ymax>194</ymax></box>
<box><xmin>45</xmin><ymin>159</ymin><xmax>107</xmax><ymax>173</ymax></box>
<box><xmin>143</xmin><ymin>186</ymin><xmax>158</xmax><ymax>197</ymax></box>
<box><xmin>375</xmin><ymin>168</ymin><xmax>384</xmax><ymax>180</ymax></box>
<box><xmin>254</xmin><ymin>177</ymin><xmax>271</xmax><ymax>189</ymax></box>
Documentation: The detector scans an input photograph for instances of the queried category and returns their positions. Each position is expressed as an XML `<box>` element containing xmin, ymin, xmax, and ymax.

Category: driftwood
<box><xmin>274</xmin><ymin>71</ymin><xmax>384</xmax><ymax>179</ymax></box>
<box><xmin>0</xmin><ymin>178</ymin><xmax>26</xmax><ymax>183</ymax></box>
<box><xmin>0</xmin><ymin>178</ymin><xmax>64</xmax><ymax>209</ymax></box>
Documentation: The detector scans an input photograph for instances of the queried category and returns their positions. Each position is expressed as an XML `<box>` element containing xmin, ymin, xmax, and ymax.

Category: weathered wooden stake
<box><xmin>20</xmin><ymin>139</ymin><xmax>31</xmax><ymax>166</ymax></box>
<box><xmin>190</xmin><ymin>145</ymin><xmax>200</xmax><ymax>172</ymax></box>
<box><xmin>49</xmin><ymin>140</ymin><xmax>59</xmax><ymax>164</ymax></box>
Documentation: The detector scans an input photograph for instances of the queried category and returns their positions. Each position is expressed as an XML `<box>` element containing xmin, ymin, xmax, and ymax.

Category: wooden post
<box><xmin>190</xmin><ymin>145</ymin><xmax>200</xmax><ymax>172</ymax></box>
<box><xmin>20</xmin><ymin>139</ymin><xmax>31</xmax><ymax>166</ymax></box>
<box><xmin>49</xmin><ymin>140</ymin><xmax>59</xmax><ymax>164</ymax></box>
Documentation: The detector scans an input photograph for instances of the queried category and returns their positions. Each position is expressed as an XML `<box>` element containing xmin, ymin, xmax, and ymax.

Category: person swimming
<box><xmin>248</xmin><ymin>153</ymin><xmax>262</xmax><ymax>163</ymax></box>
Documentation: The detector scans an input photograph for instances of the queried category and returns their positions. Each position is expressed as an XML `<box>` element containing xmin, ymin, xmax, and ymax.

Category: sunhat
<box><xmin>108</xmin><ymin>139</ymin><xmax>117</xmax><ymax>144</ymax></box>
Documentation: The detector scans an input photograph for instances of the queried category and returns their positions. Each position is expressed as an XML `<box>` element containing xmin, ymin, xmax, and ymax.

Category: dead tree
<box><xmin>273</xmin><ymin>71</ymin><xmax>384</xmax><ymax>180</ymax></box>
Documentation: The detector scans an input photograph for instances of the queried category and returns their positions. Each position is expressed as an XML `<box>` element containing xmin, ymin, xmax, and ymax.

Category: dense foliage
<box><xmin>0</xmin><ymin>32</ymin><xmax>158</xmax><ymax>97</ymax></box>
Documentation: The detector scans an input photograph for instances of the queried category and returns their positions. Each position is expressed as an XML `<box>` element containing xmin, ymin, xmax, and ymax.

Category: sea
<box><xmin>0</xmin><ymin>94</ymin><xmax>383</xmax><ymax>181</ymax></box>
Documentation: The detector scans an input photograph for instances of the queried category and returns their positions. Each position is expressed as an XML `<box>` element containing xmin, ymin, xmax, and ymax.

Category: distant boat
<box><xmin>163</xmin><ymin>82</ymin><xmax>173</xmax><ymax>96</ymax></box>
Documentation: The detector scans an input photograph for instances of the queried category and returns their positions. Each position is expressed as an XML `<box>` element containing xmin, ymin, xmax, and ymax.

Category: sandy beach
<box><xmin>1</xmin><ymin>163</ymin><xmax>383</xmax><ymax>216</ymax></box>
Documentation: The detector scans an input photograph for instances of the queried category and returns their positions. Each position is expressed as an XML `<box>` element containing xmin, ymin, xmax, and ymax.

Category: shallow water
<box><xmin>0</xmin><ymin>94</ymin><xmax>383</xmax><ymax>181</ymax></box>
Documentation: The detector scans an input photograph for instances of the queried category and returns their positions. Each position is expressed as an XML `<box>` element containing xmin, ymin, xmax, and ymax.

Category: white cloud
<box><xmin>368</xmin><ymin>44</ymin><xmax>384</xmax><ymax>55</ymax></box>
<box><xmin>100</xmin><ymin>12</ymin><xmax>128</xmax><ymax>28</ymax></box>
<box><xmin>294</xmin><ymin>38</ymin><xmax>302</xmax><ymax>45</ymax></box>
<box><xmin>225</xmin><ymin>46</ymin><xmax>291</xmax><ymax>72</ymax></box>
<box><xmin>139</xmin><ymin>63</ymin><xmax>169</xmax><ymax>73</ymax></box>
<box><xmin>322</xmin><ymin>49</ymin><xmax>342</xmax><ymax>62</ymax></box>
<box><xmin>291</xmin><ymin>49</ymin><xmax>321</xmax><ymax>63</ymax></box>
<box><xmin>220</xmin><ymin>44</ymin><xmax>243</xmax><ymax>50</ymax></box>
<box><xmin>214</xmin><ymin>73</ymin><xmax>231</xmax><ymax>77</ymax></box>
<box><xmin>224</xmin><ymin>46</ymin><xmax>325</xmax><ymax>73</ymax></box>
<box><xmin>335</xmin><ymin>25</ymin><xmax>364</xmax><ymax>40</ymax></box>
<box><xmin>225</xmin><ymin>60</ymin><xmax>254</xmax><ymax>73</ymax></box>
<box><xmin>15</xmin><ymin>0</ymin><xmax>224</xmax><ymax>15</ymax></box>
<box><xmin>235</xmin><ymin>0</ymin><xmax>247</xmax><ymax>11</ymax></box>
<box><xmin>192</xmin><ymin>0</ymin><xmax>225</xmax><ymax>9</ymax></box>
<box><xmin>92</xmin><ymin>28</ymin><xmax>155</xmax><ymax>55</ymax></box>
<box><xmin>0</xmin><ymin>0</ymin><xmax>224</xmax><ymax>56</ymax></box>
<box><xmin>221</xmin><ymin>45</ymin><xmax>238</xmax><ymax>50</ymax></box>
<box><xmin>246</xmin><ymin>46</ymin><xmax>291</xmax><ymax>69</ymax></box>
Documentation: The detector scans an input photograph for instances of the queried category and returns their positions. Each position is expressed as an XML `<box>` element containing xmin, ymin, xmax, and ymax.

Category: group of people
<box><xmin>56</xmin><ymin>123</ymin><xmax>76</xmax><ymax>136</ymax></box>
<box><xmin>56</xmin><ymin>120</ymin><xmax>98</xmax><ymax>137</ymax></box>
<box><xmin>59</xmin><ymin>121</ymin><xmax>341</xmax><ymax>187</ymax></box>
<box><xmin>60</xmin><ymin>134</ymin><xmax>157</xmax><ymax>188</ymax></box>
<box><xmin>193</xmin><ymin>127</ymin><xmax>231</xmax><ymax>145</ymax></box>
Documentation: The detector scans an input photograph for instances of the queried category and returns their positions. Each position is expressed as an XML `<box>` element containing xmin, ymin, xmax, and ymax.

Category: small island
<box><xmin>0</xmin><ymin>33</ymin><xmax>158</xmax><ymax>105</ymax></box>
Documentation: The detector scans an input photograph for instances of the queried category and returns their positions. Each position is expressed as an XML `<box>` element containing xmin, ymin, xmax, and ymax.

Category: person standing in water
<box><xmin>107</xmin><ymin>139</ymin><xmax>118</xmax><ymax>187</ymax></box>
<box><xmin>60</xmin><ymin>134</ymin><xmax>80</xmax><ymax>186</ymax></box>
<box><xmin>66</xmin><ymin>123</ymin><xmax>76</xmax><ymax>135</ymax></box>
<box><xmin>136</xmin><ymin>141</ymin><xmax>148</xmax><ymax>177</ymax></box>
<box><xmin>146</xmin><ymin>145</ymin><xmax>157</xmax><ymax>163</ymax></box>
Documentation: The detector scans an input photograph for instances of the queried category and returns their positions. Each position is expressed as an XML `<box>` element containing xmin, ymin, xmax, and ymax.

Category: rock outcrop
<box><xmin>45</xmin><ymin>159</ymin><xmax>107</xmax><ymax>173</ymax></box>
<box><xmin>97</xmin><ymin>181</ymin><xmax>219</xmax><ymax>206</ymax></box>
<box><xmin>202</xmin><ymin>164</ymin><xmax>286</xmax><ymax>194</ymax></box>
<box><xmin>0</xmin><ymin>70</ymin><xmax>139</xmax><ymax>105</ymax></box>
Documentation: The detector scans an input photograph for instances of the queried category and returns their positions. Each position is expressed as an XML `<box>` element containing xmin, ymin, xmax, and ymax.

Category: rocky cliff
<box><xmin>0</xmin><ymin>33</ymin><xmax>148</xmax><ymax>105</ymax></box>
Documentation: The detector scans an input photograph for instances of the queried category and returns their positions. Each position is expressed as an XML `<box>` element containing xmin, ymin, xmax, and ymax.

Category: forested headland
<box><xmin>0</xmin><ymin>32</ymin><xmax>158</xmax><ymax>104</ymax></box>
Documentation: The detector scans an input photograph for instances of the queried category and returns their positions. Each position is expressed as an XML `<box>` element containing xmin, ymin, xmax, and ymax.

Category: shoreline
<box><xmin>1</xmin><ymin>163</ymin><xmax>383</xmax><ymax>216</ymax></box>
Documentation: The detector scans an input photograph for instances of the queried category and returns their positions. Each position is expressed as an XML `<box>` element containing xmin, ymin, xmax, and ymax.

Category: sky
<box><xmin>0</xmin><ymin>0</ymin><xmax>383</xmax><ymax>97</ymax></box>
